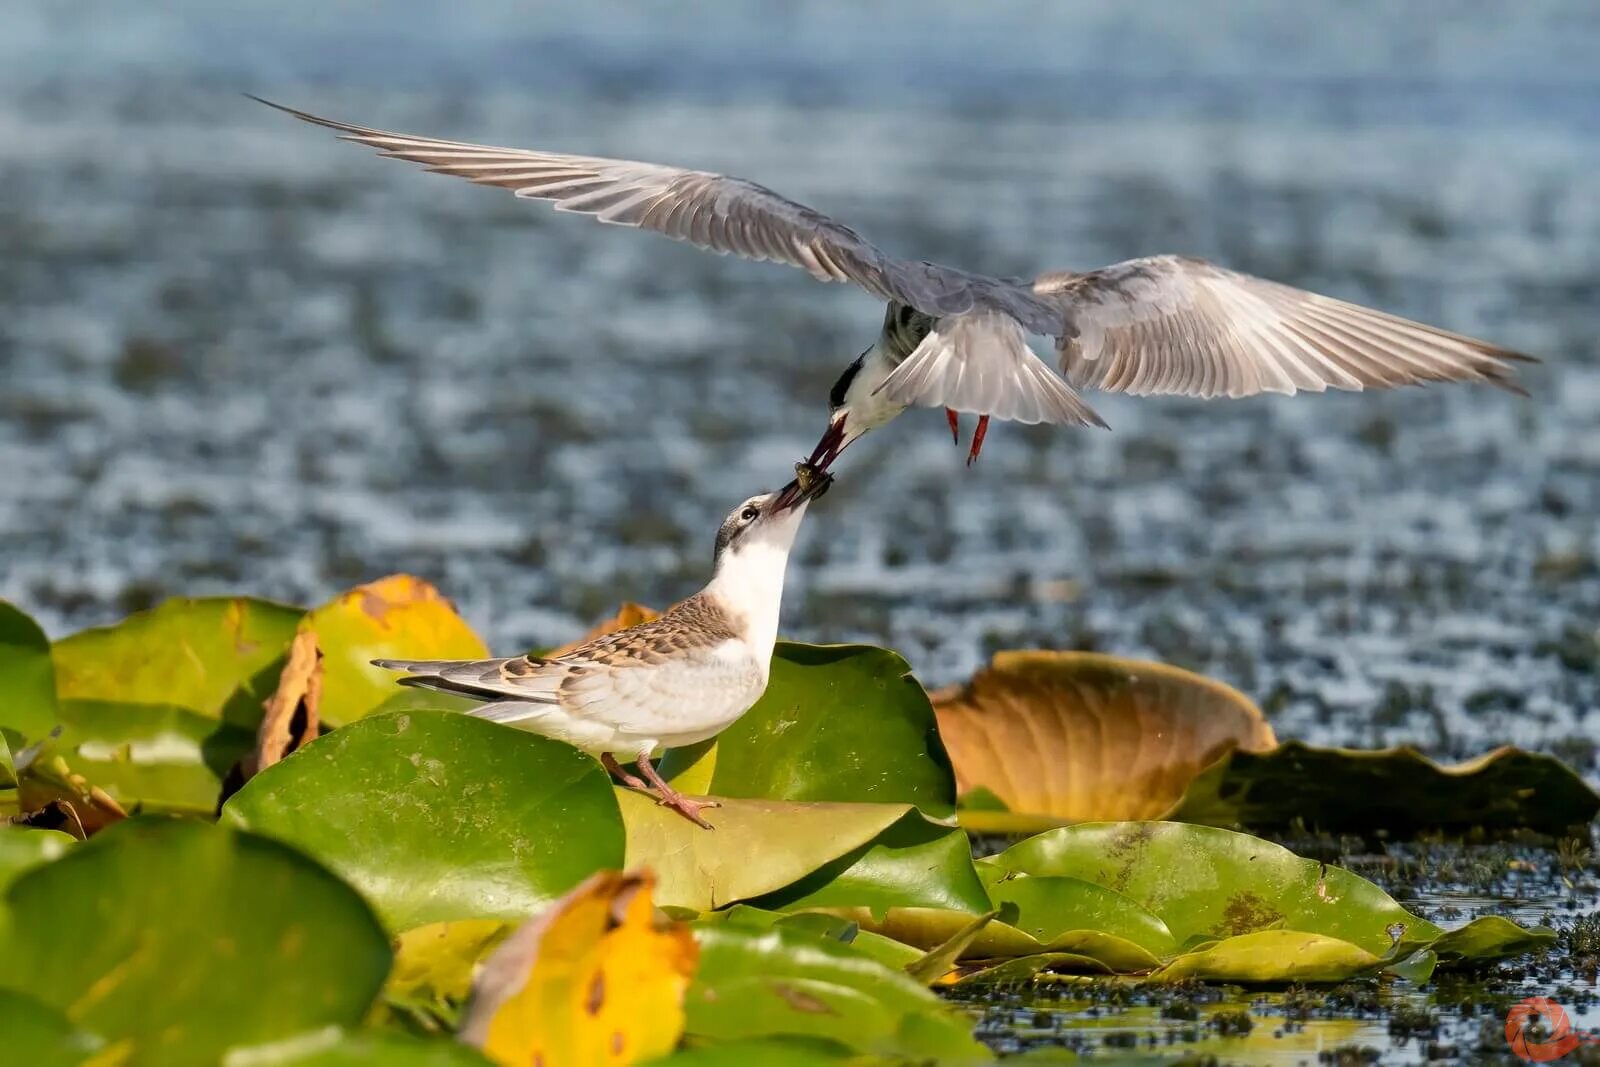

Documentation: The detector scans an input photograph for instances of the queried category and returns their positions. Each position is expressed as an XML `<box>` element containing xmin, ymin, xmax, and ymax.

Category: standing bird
<box><xmin>374</xmin><ymin>476</ymin><xmax>828</xmax><ymax>828</ymax></box>
<box><xmin>254</xmin><ymin>98</ymin><xmax>1531</xmax><ymax>472</ymax></box>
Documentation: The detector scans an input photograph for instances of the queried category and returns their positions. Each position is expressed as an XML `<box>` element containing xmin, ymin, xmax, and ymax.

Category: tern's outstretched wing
<box><xmin>253</xmin><ymin>97</ymin><xmax>1060</xmax><ymax>332</ymax></box>
<box><xmin>1036</xmin><ymin>256</ymin><xmax>1532</xmax><ymax>399</ymax></box>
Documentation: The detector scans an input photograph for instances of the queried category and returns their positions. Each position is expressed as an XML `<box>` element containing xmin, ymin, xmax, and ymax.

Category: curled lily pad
<box><xmin>302</xmin><ymin>575</ymin><xmax>489</xmax><ymax>727</ymax></box>
<box><xmin>931</xmin><ymin>651</ymin><xmax>1274</xmax><ymax>827</ymax></box>
<box><xmin>1170</xmin><ymin>741</ymin><xmax>1600</xmax><ymax>835</ymax></box>
<box><xmin>666</xmin><ymin>643</ymin><xmax>955</xmax><ymax>814</ymax></box>
<box><xmin>224</xmin><ymin>710</ymin><xmax>624</xmax><ymax>931</ymax></box>
<box><xmin>0</xmin><ymin>818</ymin><xmax>391</xmax><ymax>1064</ymax></box>
<box><xmin>0</xmin><ymin>602</ymin><xmax>57</xmax><ymax>740</ymax></box>
<box><xmin>1427</xmin><ymin>915</ymin><xmax>1557</xmax><ymax>962</ymax></box>
<box><xmin>828</xmin><ymin>906</ymin><xmax>1165</xmax><ymax>973</ymax></box>
<box><xmin>1152</xmin><ymin>930</ymin><xmax>1382</xmax><ymax>983</ymax></box>
<box><xmin>991</xmin><ymin>822</ymin><xmax>1438</xmax><ymax>956</ymax></box>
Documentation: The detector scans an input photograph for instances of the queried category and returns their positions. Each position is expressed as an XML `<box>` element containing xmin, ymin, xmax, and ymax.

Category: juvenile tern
<box><xmin>373</xmin><ymin>475</ymin><xmax>829</xmax><ymax>828</ymax></box>
<box><xmin>256</xmin><ymin>98</ymin><xmax>1531</xmax><ymax>474</ymax></box>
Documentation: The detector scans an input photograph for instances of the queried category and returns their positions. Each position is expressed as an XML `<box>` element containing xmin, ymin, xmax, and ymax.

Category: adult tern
<box><xmin>255</xmin><ymin>98</ymin><xmax>1531</xmax><ymax>483</ymax></box>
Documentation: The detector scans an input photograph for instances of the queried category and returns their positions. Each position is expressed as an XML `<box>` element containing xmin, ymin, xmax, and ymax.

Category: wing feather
<box><xmin>252</xmin><ymin>97</ymin><xmax>1061</xmax><ymax>329</ymax></box>
<box><xmin>1038</xmin><ymin>255</ymin><xmax>1531</xmax><ymax>399</ymax></box>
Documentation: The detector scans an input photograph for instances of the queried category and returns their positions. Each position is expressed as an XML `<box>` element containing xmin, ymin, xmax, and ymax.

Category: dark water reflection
<box><xmin>2</xmin><ymin>2</ymin><xmax>1597</xmax><ymax>767</ymax></box>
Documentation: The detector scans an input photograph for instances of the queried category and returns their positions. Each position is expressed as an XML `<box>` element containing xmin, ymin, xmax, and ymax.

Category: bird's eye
<box><xmin>741</xmin><ymin>507</ymin><xmax>759</xmax><ymax>521</ymax></box>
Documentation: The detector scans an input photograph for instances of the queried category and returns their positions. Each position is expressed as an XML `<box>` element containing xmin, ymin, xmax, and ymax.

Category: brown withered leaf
<box><xmin>217</xmin><ymin>630</ymin><xmax>324</xmax><ymax>808</ymax></box>
<box><xmin>547</xmin><ymin>604</ymin><xmax>660</xmax><ymax>658</ymax></box>
<box><xmin>932</xmin><ymin>651</ymin><xmax>1275</xmax><ymax>826</ymax></box>
<box><xmin>7</xmin><ymin>730</ymin><xmax>128</xmax><ymax>838</ymax></box>
<box><xmin>253</xmin><ymin>628</ymin><xmax>323</xmax><ymax>774</ymax></box>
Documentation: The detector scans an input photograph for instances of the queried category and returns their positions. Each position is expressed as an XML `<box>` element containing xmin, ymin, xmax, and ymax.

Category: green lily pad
<box><xmin>301</xmin><ymin>575</ymin><xmax>489</xmax><ymax>727</ymax></box>
<box><xmin>983</xmin><ymin>871</ymin><xmax>1178</xmax><ymax>958</ymax></box>
<box><xmin>954</xmin><ymin>953</ymin><xmax>1114</xmax><ymax>986</ymax></box>
<box><xmin>703</xmin><ymin>904</ymin><xmax>927</xmax><ymax>972</ymax></box>
<box><xmin>1170</xmin><ymin>741</ymin><xmax>1600</xmax><ymax>835</ymax></box>
<box><xmin>904</xmin><ymin>911</ymin><xmax>999</xmax><ymax>985</ymax></box>
<box><xmin>820</xmin><ymin>906</ymin><xmax>1164</xmax><ymax>973</ymax></box>
<box><xmin>992</xmin><ymin>822</ymin><xmax>1439</xmax><ymax>956</ymax></box>
<box><xmin>0</xmin><ymin>988</ymin><xmax>102</xmax><ymax>1067</ymax></box>
<box><xmin>54</xmin><ymin>699</ymin><xmax>254</xmax><ymax>814</ymax></box>
<box><xmin>223</xmin><ymin>710</ymin><xmax>624</xmax><ymax>931</ymax></box>
<box><xmin>620</xmin><ymin>792</ymin><xmax>916</xmax><ymax>912</ymax></box>
<box><xmin>223</xmin><ymin>1032</ymin><xmax>493</xmax><ymax>1066</ymax></box>
<box><xmin>685</xmin><ymin>923</ymin><xmax>988</xmax><ymax>1062</ymax></box>
<box><xmin>670</xmin><ymin>644</ymin><xmax>954</xmax><ymax>814</ymax></box>
<box><xmin>52</xmin><ymin>596</ymin><xmax>302</xmax><ymax>728</ymax></box>
<box><xmin>642</xmin><ymin>1036</ymin><xmax>863</xmax><ymax>1066</ymax></box>
<box><xmin>0</xmin><ymin>818</ymin><xmax>390</xmax><ymax>1065</ymax></box>
<box><xmin>1427</xmin><ymin>915</ymin><xmax>1557</xmax><ymax>961</ymax></box>
<box><xmin>0</xmin><ymin>826</ymin><xmax>72</xmax><ymax>890</ymax></box>
<box><xmin>1153</xmin><ymin>930</ymin><xmax>1382</xmax><ymax>983</ymax></box>
<box><xmin>751</xmin><ymin>810</ymin><xmax>992</xmax><ymax>917</ymax></box>
<box><xmin>0</xmin><ymin>602</ymin><xmax>57</xmax><ymax>740</ymax></box>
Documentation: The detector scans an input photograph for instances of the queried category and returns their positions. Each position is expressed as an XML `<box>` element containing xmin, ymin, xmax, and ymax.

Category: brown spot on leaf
<box><xmin>1104</xmin><ymin>823</ymin><xmax>1156</xmax><ymax>891</ymax></box>
<box><xmin>358</xmin><ymin>588</ymin><xmax>392</xmax><ymax>623</ymax></box>
<box><xmin>586</xmin><ymin>969</ymin><xmax>605</xmax><ymax>1015</ymax></box>
<box><xmin>769</xmin><ymin>981</ymin><xmax>833</xmax><ymax>1014</ymax></box>
<box><xmin>1217</xmin><ymin>891</ymin><xmax>1283</xmax><ymax>937</ymax></box>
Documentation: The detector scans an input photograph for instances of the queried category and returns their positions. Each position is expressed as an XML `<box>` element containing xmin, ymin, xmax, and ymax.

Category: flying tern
<box><xmin>255</xmin><ymin>97</ymin><xmax>1531</xmax><ymax>484</ymax></box>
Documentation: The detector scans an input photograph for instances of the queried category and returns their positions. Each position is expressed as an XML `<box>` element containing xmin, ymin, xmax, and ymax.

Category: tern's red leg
<box><xmin>637</xmin><ymin>755</ymin><xmax>720</xmax><ymax>830</ymax></box>
<box><xmin>945</xmin><ymin>408</ymin><xmax>960</xmax><ymax>444</ymax></box>
<box><xmin>966</xmin><ymin>414</ymin><xmax>991</xmax><ymax>466</ymax></box>
<box><xmin>600</xmin><ymin>752</ymin><xmax>651</xmax><ymax>792</ymax></box>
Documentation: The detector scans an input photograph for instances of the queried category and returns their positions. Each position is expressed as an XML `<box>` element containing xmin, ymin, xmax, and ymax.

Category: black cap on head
<box><xmin>829</xmin><ymin>351</ymin><xmax>868</xmax><ymax>410</ymax></box>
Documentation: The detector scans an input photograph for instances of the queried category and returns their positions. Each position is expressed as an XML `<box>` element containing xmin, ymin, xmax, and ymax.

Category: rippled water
<box><xmin>3</xmin><ymin>2</ymin><xmax>1597</xmax><ymax>765</ymax></box>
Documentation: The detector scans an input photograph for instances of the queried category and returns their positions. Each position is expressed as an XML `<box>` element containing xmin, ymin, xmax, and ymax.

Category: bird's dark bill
<box><xmin>805</xmin><ymin>419</ymin><xmax>849</xmax><ymax>472</ymax></box>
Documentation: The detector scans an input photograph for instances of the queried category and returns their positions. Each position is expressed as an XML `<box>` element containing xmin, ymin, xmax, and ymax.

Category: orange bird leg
<box><xmin>945</xmin><ymin>408</ymin><xmax>960</xmax><ymax>444</ymax></box>
<box><xmin>966</xmin><ymin>414</ymin><xmax>991</xmax><ymax>466</ymax></box>
<box><xmin>637</xmin><ymin>754</ymin><xmax>721</xmax><ymax>830</ymax></box>
<box><xmin>600</xmin><ymin>752</ymin><xmax>651</xmax><ymax>792</ymax></box>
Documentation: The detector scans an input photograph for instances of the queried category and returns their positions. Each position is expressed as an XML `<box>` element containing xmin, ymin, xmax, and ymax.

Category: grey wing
<box><xmin>1036</xmin><ymin>255</ymin><xmax>1533</xmax><ymax>399</ymax></box>
<box><xmin>253</xmin><ymin>98</ymin><xmax>1060</xmax><ymax>329</ymax></box>
<box><xmin>373</xmin><ymin>655</ymin><xmax>563</xmax><ymax>704</ymax></box>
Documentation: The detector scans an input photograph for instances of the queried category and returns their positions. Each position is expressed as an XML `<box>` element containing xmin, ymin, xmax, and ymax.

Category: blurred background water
<box><xmin>2</xmin><ymin>1</ymin><xmax>1596</xmax><ymax>767</ymax></box>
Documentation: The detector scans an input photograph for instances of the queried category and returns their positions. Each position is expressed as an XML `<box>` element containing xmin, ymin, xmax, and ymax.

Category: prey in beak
<box><xmin>772</xmin><ymin>461</ymin><xmax>835</xmax><ymax>512</ymax></box>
